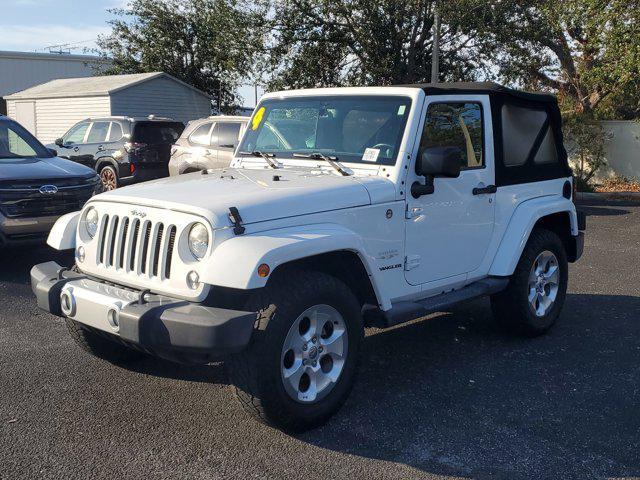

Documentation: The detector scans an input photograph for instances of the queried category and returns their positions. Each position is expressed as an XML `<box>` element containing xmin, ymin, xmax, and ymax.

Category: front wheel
<box><xmin>65</xmin><ymin>319</ymin><xmax>146</xmax><ymax>364</ymax></box>
<box><xmin>491</xmin><ymin>228</ymin><xmax>568</xmax><ymax>337</ymax></box>
<box><xmin>226</xmin><ymin>270</ymin><xmax>364</xmax><ymax>432</ymax></box>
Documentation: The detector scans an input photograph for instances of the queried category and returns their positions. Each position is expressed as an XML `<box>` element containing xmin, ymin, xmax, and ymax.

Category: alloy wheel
<box><xmin>280</xmin><ymin>304</ymin><xmax>348</xmax><ymax>403</ymax></box>
<box><xmin>528</xmin><ymin>250</ymin><xmax>560</xmax><ymax>317</ymax></box>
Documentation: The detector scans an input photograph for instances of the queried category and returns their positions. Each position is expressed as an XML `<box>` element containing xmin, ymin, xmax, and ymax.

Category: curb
<box><xmin>576</xmin><ymin>191</ymin><xmax>640</xmax><ymax>203</ymax></box>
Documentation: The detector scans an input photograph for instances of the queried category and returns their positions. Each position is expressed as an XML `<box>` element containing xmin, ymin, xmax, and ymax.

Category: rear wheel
<box><xmin>99</xmin><ymin>165</ymin><xmax>118</xmax><ymax>191</ymax></box>
<box><xmin>65</xmin><ymin>318</ymin><xmax>146</xmax><ymax>364</ymax></box>
<box><xmin>491</xmin><ymin>228</ymin><xmax>568</xmax><ymax>336</ymax></box>
<box><xmin>226</xmin><ymin>270</ymin><xmax>364</xmax><ymax>432</ymax></box>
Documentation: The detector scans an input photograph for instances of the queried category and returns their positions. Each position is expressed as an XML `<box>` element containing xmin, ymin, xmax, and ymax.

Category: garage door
<box><xmin>15</xmin><ymin>101</ymin><xmax>36</xmax><ymax>136</ymax></box>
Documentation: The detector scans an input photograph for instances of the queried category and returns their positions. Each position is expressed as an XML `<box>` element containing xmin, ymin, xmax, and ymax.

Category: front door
<box><xmin>404</xmin><ymin>95</ymin><xmax>496</xmax><ymax>286</ymax></box>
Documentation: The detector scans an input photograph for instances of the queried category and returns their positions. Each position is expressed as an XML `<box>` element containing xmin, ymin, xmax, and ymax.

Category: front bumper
<box><xmin>31</xmin><ymin>261</ymin><xmax>256</xmax><ymax>363</ymax></box>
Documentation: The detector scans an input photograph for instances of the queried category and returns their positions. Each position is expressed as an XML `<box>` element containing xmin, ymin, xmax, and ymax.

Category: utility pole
<box><xmin>431</xmin><ymin>1</ymin><xmax>440</xmax><ymax>84</ymax></box>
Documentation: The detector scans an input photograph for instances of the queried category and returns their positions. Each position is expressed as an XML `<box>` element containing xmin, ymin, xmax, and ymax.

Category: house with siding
<box><xmin>5</xmin><ymin>72</ymin><xmax>212</xmax><ymax>144</ymax></box>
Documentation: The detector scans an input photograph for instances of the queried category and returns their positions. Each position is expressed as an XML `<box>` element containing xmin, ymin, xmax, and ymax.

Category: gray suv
<box><xmin>0</xmin><ymin>115</ymin><xmax>100</xmax><ymax>246</ymax></box>
<box><xmin>168</xmin><ymin>115</ymin><xmax>248</xmax><ymax>175</ymax></box>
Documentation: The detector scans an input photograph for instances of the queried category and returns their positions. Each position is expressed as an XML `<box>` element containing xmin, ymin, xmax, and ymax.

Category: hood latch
<box><xmin>228</xmin><ymin>207</ymin><xmax>245</xmax><ymax>235</ymax></box>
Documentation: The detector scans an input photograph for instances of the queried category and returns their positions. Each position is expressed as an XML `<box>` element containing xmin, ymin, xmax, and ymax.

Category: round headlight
<box><xmin>85</xmin><ymin>207</ymin><xmax>99</xmax><ymax>238</ymax></box>
<box><xmin>188</xmin><ymin>223</ymin><xmax>209</xmax><ymax>259</ymax></box>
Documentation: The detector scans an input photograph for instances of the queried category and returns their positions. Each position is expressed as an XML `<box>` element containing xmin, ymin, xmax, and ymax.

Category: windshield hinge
<box><xmin>405</xmin><ymin>206</ymin><xmax>424</xmax><ymax>219</ymax></box>
<box><xmin>228</xmin><ymin>207</ymin><xmax>245</xmax><ymax>235</ymax></box>
<box><xmin>404</xmin><ymin>255</ymin><xmax>421</xmax><ymax>271</ymax></box>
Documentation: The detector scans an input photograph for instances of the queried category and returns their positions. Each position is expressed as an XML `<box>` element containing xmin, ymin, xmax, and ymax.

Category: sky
<box><xmin>1</xmin><ymin>0</ymin><xmax>262</xmax><ymax>106</ymax></box>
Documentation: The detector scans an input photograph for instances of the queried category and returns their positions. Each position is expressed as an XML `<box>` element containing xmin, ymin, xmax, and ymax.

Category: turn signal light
<box><xmin>257</xmin><ymin>264</ymin><xmax>270</xmax><ymax>278</ymax></box>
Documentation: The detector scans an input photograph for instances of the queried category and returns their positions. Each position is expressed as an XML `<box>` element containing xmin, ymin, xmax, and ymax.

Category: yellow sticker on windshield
<box><xmin>252</xmin><ymin>107</ymin><xmax>265</xmax><ymax>130</ymax></box>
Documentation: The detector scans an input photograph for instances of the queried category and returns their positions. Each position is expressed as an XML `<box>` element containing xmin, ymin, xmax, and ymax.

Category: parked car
<box><xmin>0</xmin><ymin>115</ymin><xmax>100</xmax><ymax>246</ymax></box>
<box><xmin>169</xmin><ymin>115</ymin><xmax>248</xmax><ymax>175</ymax></box>
<box><xmin>49</xmin><ymin>116</ymin><xmax>184</xmax><ymax>191</ymax></box>
<box><xmin>32</xmin><ymin>83</ymin><xmax>585</xmax><ymax>432</ymax></box>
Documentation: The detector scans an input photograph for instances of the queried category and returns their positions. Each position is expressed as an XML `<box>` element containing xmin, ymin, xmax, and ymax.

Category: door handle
<box><xmin>73</xmin><ymin>146</ymin><xmax>80</xmax><ymax>152</ymax></box>
<box><xmin>472</xmin><ymin>184</ymin><xmax>497</xmax><ymax>195</ymax></box>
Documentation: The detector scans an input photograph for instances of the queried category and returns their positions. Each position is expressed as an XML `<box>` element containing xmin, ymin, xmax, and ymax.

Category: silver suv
<box><xmin>168</xmin><ymin>115</ymin><xmax>248</xmax><ymax>175</ymax></box>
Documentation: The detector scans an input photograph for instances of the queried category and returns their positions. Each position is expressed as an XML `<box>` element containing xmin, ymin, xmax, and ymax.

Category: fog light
<box><xmin>76</xmin><ymin>246</ymin><xmax>85</xmax><ymax>263</ymax></box>
<box><xmin>186</xmin><ymin>270</ymin><xmax>200</xmax><ymax>290</ymax></box>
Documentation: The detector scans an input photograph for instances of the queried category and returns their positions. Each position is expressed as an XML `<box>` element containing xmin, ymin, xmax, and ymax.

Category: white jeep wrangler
<box><xmin>31</xmin><ymin>82</ymin><xmax>585</xmax><ymax>431</ymax></box>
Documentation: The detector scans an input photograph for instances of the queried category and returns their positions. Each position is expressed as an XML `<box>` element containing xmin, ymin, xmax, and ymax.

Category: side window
<box><xmin>188</xmin><ymin>122</ymin><xmax>213</xmax><ymax>146</ymax></box>
<box><xmin>108</xmin><ymin>122</ymin><xmax>123</xmax><ymax>142</ymax></box>
<box><xmin>209</xmin><ymin>123</ymin><xmax>220</xmax><ymax>147</ymax></box>
<box><xmin>6</xmin><ymin>127</ymin><xmax>37</xmax><ymax>156</ymax></box>
<box><xmin>420</xmin><ymin>102</ymin><xmax>484</xmax><ymax>169</ymax></box>
<box><xmin>501</xmin><ymin>104</ymin><xmax>549</xmax><ymax>167</ymax></box>
<box><xmin>63</xmin><ymin>122</ymin><xmax>90</xmax><ymax>145</ymax></box>
<box><xmin>217</xmin><ymin>122</ymin><xmax>242</xmax><ymax>149</ymax></box>
<box><xmin>86</xmin><ymin>122</ymin><xmax>110</xmax><ymax>143</ymax></box>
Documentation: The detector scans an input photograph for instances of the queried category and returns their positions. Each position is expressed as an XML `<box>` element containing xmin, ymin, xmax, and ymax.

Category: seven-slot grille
<box><xmin>96</xmin><ymin>213</ymin><xmax>177</xmax><ymax>280</ymax></box>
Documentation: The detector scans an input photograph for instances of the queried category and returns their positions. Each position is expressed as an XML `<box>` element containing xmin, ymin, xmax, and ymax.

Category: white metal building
<box><xmin>5</xmin><ymin>72</ymin><xmax>212</xmax><ymax>144</ymax></box>
<box><xmin>0</xmin><ymin>50</ymin><xmax>107</xmax><ymax>115</ymax></box>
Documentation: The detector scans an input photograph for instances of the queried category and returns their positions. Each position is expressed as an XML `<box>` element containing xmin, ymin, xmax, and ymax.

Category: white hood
<box><xmin>92</xmin><ymin>168</ymin><xmax>396</xmax><ymax>226</ymax></box>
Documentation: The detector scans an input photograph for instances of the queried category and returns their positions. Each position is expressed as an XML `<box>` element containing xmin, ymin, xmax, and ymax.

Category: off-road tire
<box><xmin>65</xmin><ymin>318</ymin><xmax>146</xmax><ymax>364</ymax></box>
<box><xmin>226</xmin><ymin>270</ymin><xmax>364</xmax><ymax>432</ymax></box>
<box><xmin>491</xmin><ymin>228</ymin><xmax>568</xmax><ymax>337</ymax></box>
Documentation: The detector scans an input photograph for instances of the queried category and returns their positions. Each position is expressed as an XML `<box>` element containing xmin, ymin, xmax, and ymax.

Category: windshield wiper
<box><xmin>239</xmin><ymin>150</ymin><xmax>280</xmax><ymax>169</ymax></box>
<box><xmin>293</xmin><ymin>152</ymin><xmax>351</xmax><ymax>176</ymax></box>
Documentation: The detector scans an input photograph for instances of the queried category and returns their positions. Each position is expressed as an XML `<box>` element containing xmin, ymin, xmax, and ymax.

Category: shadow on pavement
<box><xmin>0</xmin><ymin>244</ymin><xmax>73</xmax><ymax>284</ymax></box>
<box><xmin>298</xmin><ymin>293</ymin><xmax>640</xmax><ymax>479</ymax></box>
<box><xmin>578</xmin><ymin>204</ymin><xmax>630</xmax><ymax>217</ymax></box>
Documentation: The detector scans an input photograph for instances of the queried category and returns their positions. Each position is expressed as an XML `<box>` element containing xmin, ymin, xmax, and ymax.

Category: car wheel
<box><xmin>99</xmin><ymin>165</ymin><xmax>118</xmax><ymax>191</ymax></box>
<box><xmin>226</xmin><ymin>270</ymin><xmax>364</xmax><ymax>432</ymax></box>
<box><xmin>65</xmin><ymin>318</ymin><xmax>146</xmax><ymax>364</ymax></box>
<box><xmin>491</xmin><ymin>228</ymin><xmax>568</xmax><ymax>337</ymax></box>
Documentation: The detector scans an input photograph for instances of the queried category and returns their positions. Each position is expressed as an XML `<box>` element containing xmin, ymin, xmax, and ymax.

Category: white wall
<box><xmin>0</xmin><ymin>51</ymin><xmax>107</xmax><ymax>98</ymax></box>
<box><xmin>599</xmin><ymin>121</ymin><xmax>640</xmax><ymax>179</ymax></box>
<box><xmin>110</xmin><ymin>76</ymin><xmax>211</xmax><ymax>124</ymax></box>
<box><xmin>567</xmin><ymin>120</ymin><xmax>640</xmax><ymax>181</ymax></box>
<box><xmin>8</xmin><ymin>95</ymin><xmax>111</xmax><ymax>144</ymax></box>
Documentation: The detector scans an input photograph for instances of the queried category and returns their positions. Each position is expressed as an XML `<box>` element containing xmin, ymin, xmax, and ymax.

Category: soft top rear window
<box><xmin>132</xmin><ymin>122</ymin><xmax>184</xmax><ymax>144</ymax></box>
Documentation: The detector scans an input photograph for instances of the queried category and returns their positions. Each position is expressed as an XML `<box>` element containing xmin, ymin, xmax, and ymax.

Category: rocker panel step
<box><xmin>365</xmin><ymin>277</ymin><xmax>509</xmax><ymax>329</ymax></box>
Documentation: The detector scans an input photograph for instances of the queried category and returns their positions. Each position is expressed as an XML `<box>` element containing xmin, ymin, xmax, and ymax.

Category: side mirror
<box><xmin>55</xmin><ymin>138</ymin><xmax>64</xmax><ymax>147</ymax></box>
<box><xmin>416</xmin><ymin>146</ymin><xmax>462</xmax><ymax>178</ymax></box>
<box><xmin>47</xmin><ymin>148</ymin><xmax>57</xmax><ymax>157</ymax></box>
<box><xmin>411</xmin><ymin>147</ymin><xmax>463</xmax><ymax>198</ymax></box>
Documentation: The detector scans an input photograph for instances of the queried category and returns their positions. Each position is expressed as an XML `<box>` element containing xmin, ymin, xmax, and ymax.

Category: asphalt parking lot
<box><xmin>1</xmin><ymin>199</ymin><xmax>639</xmax><ymax>480</ymax></box>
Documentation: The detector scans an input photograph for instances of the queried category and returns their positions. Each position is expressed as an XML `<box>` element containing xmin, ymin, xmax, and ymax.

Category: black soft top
<box><xmin>401</xmin><ymin>81</ymin><xmax>558</xmax><ymax>104</ymax></box>
<box><xmin>396</xmin><ymin>81</ymin><xmax>571</xmax><ymax>186</ymax></box>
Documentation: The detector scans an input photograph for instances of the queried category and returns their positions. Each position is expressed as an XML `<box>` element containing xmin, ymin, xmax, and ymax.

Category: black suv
<box><xmin>50</xmin><ymin>116</ymin><xmax>185</xmax><ymax>191</ymax></box>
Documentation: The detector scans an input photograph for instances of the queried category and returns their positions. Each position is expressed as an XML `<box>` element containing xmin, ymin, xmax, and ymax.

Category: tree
<box><xmin>263</xmin><ymin>0</ymin><xmax>496</xmax><ymax>90</ymax></box>
<box><xmin>97</xmin><ymin>0</ymin><xmax>267</xmax><ymax>111</ymax></box>
<box><xmin>485</xmin><ymin>0</ymin><xmax>640</xmax><ymax>118</ymax></box>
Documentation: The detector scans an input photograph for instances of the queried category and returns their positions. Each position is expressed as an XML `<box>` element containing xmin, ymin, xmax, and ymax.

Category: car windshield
<box><xmin>0</xmin><ymin>119</ymin><xmax>52</xmax><ymax>159</ymax></box>
<box><xmin>132</xmin><ymin>121</ymin><xmax>185</xmax><ymax>144</ymax></box>
<box><xmin>238</xmin><ymin>95</ymin><xmax>412</xmax><ymax>166</ymax></box>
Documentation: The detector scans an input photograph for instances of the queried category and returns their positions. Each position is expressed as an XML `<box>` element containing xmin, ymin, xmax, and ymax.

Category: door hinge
<box><xmin>404</xmin><ymin>255</ymin><xmax>421</xmax><ymax>271</ymax></box>
<box><xmin>405</xmin><ymin>206</ymin><xmax>423</xmax><ymax>219</ymax></box>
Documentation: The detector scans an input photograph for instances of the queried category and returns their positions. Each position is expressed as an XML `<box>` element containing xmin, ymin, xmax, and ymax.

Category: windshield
<box><xmin>239</xmin><ymin>95</ymin><xmax>412</xmax><ymax>166</ymax></box>
<box><xmin>0</xmin><ymin>119</ymin><xmax>52</xmax><ymax>159</ymax></box>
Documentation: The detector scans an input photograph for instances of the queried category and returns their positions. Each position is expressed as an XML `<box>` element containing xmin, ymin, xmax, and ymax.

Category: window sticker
<box><xmin>362</xmin><ymin>148</ymin><xmax>380</xmax><ymax>162</ymax></box>
<box><xmin>397</xmin><ymin>105</ymin><xmax>406</xmax><ymax>115</ymax></box>
<box><xmin>252</xmin><ymin>107</ymin><xmax>266</xmax><ymax>130</ymax></box>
